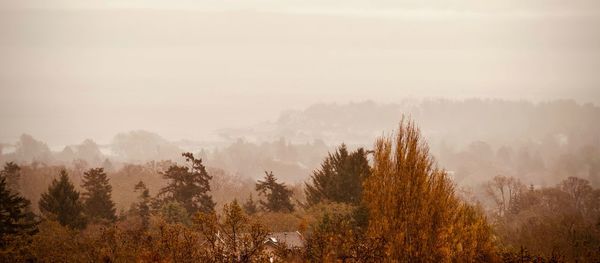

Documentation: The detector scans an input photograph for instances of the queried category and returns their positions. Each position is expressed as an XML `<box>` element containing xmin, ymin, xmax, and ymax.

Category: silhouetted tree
<box><xmin>38</xmin><ymin>170</ymin><xmax>86</xmax><ymax>229</ymax></box>
<box><xmin>243</xmin><ymin>194</ymin><xmax>258</xmax><ymax>215</ymax></box>
<box><xmin>255</xmin><ymin>171</ymin><xmax>294</xmax><ymax>213</ymax></box>
<box><xmin>134</xmin><ymin>181</ymin><xmax>151</xmax><ymax>229</ymax></box>
<box><xmin>81</xmin><ymin>168</ymin><xmax>116</xmax><ymax>222</ymax></box>
<box><xmin>0</xmin><ymin>175</ymin><xmax>37</xmax><ymax>246</ymax></box>
<box><xmin>305</xmin><ymin>144</ymin><xmax>371</xmax><ymax>206</ymax></box>
<box><xmin>1</xmin><ymin>162</ymin><xmax>21</xmax><ymax>192</ymax></box>
<box><xmin>159</xmin><ymin>152</ymin><xmax>215</xmax><ymax>215</ymax></box>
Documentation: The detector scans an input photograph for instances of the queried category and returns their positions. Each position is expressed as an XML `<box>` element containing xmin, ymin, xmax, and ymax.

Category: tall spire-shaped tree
<box><xmin>0</xmin><ymin>174</ymin><xmax>37</xmax><ymax>244</ymax></box>
<box><xmin>0</xmin><ymin>162</ymin><xmax>21</xmax><ymax>193</ymax></box>
<box><xmin>81</xmin><ymin>168</ymin><xmax>116</xmax><ymax>222</ymax></box>
<box><xmin>39</xmin><ymin>170</ymin><xmax>86</xmax><ymax>229</ymax></box>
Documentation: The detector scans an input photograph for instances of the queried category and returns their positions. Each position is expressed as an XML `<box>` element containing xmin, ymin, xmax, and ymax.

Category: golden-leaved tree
<box><xmin>363</xmin><ymin>118</ymin><xmax>496</xmax><ymax>262</ymax></box>
<box><xmin>194</xmin><ymin>200</ymin><xmax>271</xmax><ymax>262</ymax></box>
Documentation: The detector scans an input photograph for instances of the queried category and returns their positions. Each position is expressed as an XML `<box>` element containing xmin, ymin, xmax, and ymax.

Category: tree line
<box><xmin>1</xmin><ymin>118</ymin><xmax>599</xmax><ymax>262</ymax></box>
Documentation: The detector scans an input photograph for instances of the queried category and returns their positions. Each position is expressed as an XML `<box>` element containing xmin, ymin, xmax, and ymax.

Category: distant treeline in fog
<box><xmin>1</xmin><ymin>99</ymin><xmax>598</xmax><ymax>188</ymax></box>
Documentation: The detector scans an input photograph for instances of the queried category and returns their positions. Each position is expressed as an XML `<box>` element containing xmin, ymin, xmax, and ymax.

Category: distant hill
<box><xmin>2</xmin><ymin>99</ymin><xmax>599</xmax><ymax>185</ymax></box>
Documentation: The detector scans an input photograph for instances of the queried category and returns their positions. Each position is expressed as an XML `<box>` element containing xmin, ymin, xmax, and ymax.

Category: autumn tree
<box><xmin>222</xmin><ymin>200</ymin><xmax>270</xmax><ymax>261</ymax></box>
<box><xmin>362</xmin><ymin>118</ymin><xmax>495</xmax><ymax>261</ymax></box>
<box><xmin>256</xmin><ymin>171</ymin><xmax>294</xmax><ymax>213</ymax></box>
<box><xmin>144</xmin><ymin>220</ymin><xmax>203</xmax><ymax>262</ymax></box>
<box><xmin>159</xmin><ymin>152</ymin><xmax>215</xmax><ymax>215</ymax></box>
<box><xmin>38</xmin><ymin>170</ymin><xmax>86</xmax><ymax>229</ymax></box>
<box><xmin>494</xmin><ymin>176</ymin><xmax>600</xmax><ymax>262</ymax></box>
<box><xmin>0</xmin><ymin>174</ymin><xmax>37</xmax><ymax>246</ymax></box>
<box><xmin>81</xmin><ymin>168</ymin><xmax>117</xmax><ymax>222</ymax></box>
<box><xmin>194</xmin><ymin>200</ymin><xmax>270</xmax><ymax>262</ymax></box>
<box><xmin>304</xmin><ymin>205</ymin><xmax>385</xmax><ymax>262</ymax></box>
<box><xmin>305</xmin><ymin>144</ymin><xmax>371</xmax><ymax>206</ymax></box>
<box><xmin>27</xmin><ymin>221</ymin><xmax>86</xmax><ymax>262</ymax></box>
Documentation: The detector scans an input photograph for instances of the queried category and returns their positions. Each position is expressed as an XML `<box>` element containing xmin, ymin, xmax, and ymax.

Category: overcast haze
<box><xmin>1</xmin><ymin>0</ymin><xmax>599</xmax><ymax>147</ymax></box>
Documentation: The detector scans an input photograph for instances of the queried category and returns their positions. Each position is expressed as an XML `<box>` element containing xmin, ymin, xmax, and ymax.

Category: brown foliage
<box><xmin>363</xmin><ymin>118</ymin><xmax>496</xmax><ymax>262</ymax></box>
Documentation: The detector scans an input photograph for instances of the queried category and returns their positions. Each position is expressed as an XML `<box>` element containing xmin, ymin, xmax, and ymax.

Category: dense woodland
<box><xmin>1</xmin><ymin>113</ymin><xmax>599</xmax><ymax>262</ymax></box>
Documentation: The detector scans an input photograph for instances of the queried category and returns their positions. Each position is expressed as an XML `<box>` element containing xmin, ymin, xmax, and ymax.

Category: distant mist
<box><xmin>2</xmin><ymin>99</ymin><xmax>598</xmax><ymax>189</ymax></box>
<box><xmin>2</xmin><ymin>3</ymin><xmax>599</xmax><ymax>146</ymax></box>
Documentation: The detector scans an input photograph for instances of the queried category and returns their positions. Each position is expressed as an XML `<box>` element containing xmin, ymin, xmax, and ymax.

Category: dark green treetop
<box><xmin>305</xmin><ymin>144</ymin><xmax>371</xmax><ymax>206</ymax></box>
<box><xmin>159</xmin><ymin>152</ymin><xmax>215</xmax><ymax>215</ymax></box>
<box><xmin>38</xmin><ymin>170</ymin><xmax>86</xmax><ymax>229</ymax></box>
<box><xmin>81</xmin><ymin>168</ymin><xmax>117</xmax><ymax>222</ymax></box>
<box><xmin>256</xmin><ymin>171</ymin><xmax>294</xmax><ymax>213</ymax></box>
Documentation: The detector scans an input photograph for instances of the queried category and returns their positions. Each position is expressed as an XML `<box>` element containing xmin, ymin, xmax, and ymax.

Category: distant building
<box><xmin>264</xmin><ymin>231</ymin><xmax>304</xmax><ymax>262</ymax></box>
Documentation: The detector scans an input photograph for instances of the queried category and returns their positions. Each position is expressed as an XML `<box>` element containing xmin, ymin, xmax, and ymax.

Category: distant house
<box><xmin>199</xmin><ymin>230</ymin><xmax>304</xmax><ymax>262</ymax></box>
<box><xmin>264</xmin><ymin>231</ymin><xmax>304</xmax><ymax>262</ymax></box>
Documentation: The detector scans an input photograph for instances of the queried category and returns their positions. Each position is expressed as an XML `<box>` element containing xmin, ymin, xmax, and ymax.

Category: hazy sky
<box><xmin>1</xmin><ymin>0</ymin><xmax>599</xmax><ymax>147</ymax></box>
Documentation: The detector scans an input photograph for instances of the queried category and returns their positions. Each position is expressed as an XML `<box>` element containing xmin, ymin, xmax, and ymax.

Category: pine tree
<box><xmin>81</xmin><ymin>168</ymin><xmax>116</xmax><ymax>222</ymax></box>
<box><xmin>243</xmin><ymin>194</ymin><xmax>258</xmax><ymax>215</ymax></box>
<box><xmin>0</xmin><ymin>175</ymin><xmax>37</xmax><ymax>245</ymax></box>
<box><xmin>256</xmin><ymin>171</ymin><xmax>294</xmax><ymax>212</ymax></box>
<box><xmin>0</xmin><ymin>162</ymin><xmax>21</xmax><ymax>192</ymax></box>
<box><xmin>305</xmin><ymin>144</ymin><xmax>371</xmax><ymax>206</ymax></box>
<box><xmin>159</xmin><ymin>201</ymin><xmax>190</xmax><ymax>225</ymax></box>
<box><xmin>159</xmin><ymin>152</ymin><xmax>215</xmax><ymax>215</ymax></box>
<box><xmin>134</xmin><ymin>181</ymin><xmax>151</xmax><ymax>229</ymax></box>
<box><xmin>38</xmin><ymin>170</ymin><xmax>86</xmax><ymax>229</ymax></box>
